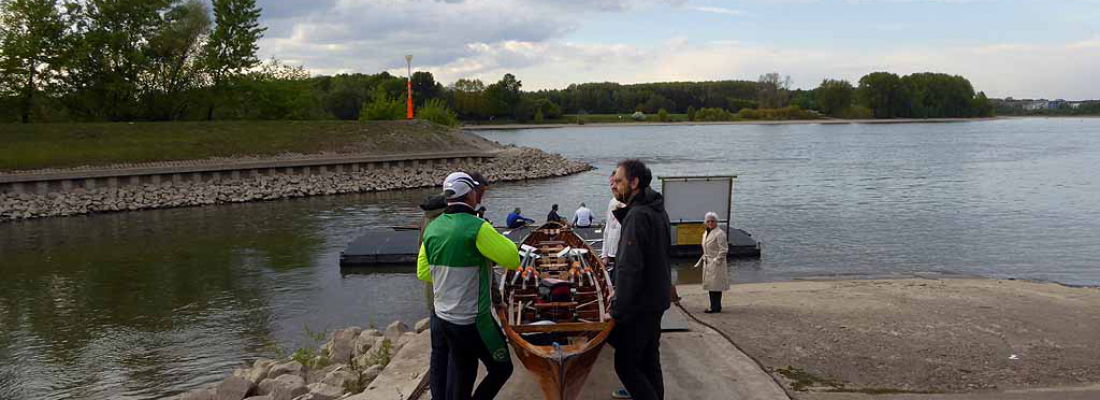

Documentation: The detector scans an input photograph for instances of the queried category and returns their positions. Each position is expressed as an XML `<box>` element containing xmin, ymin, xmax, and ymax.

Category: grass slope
<box><xmin>0</xmin><ymin>120</ymin><xmax>492</xmax><ymax>172</ymax></box>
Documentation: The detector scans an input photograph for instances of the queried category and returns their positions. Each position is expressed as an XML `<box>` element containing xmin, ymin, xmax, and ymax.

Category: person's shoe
<box><xmin>704</xmin><ymin>309</ymin><xmax>715</xmax><ymax>314</ymax></box>
<box><xmin>611</xmin><ymin>387</ymin><xmax>632</xmax><ymax>399</ymax></box>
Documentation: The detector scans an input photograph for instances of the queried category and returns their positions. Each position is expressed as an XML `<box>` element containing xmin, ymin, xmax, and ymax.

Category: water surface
<box><xmin>2</xmin><ymin>118</ymin><xmax>1098</xmax><ymax>399</ymax></box>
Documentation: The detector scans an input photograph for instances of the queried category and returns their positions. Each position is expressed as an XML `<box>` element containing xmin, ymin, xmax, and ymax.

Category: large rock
<box><xmin>353</xmin><ymin>331</ymin><xmax>380</xmax><ymax>358</ymax></box>
<box><xmin>360</xmin><ymin>365</ymin><xmax>383</xmax><ymax>385</ymax></box>
<box><xmin>215</xmin><ymin>375</ymin><xmax>255</xmax><ymax>400</ymax></box>
<box><xmin>327</xmin><ymin>326</ymin><xmax>362</xmax><ymax>364</ymax></box>
<box><xmin>257</xmin><ymin>375</ymin><xmax>308</xmax><ymax>400</ymax></box>
<box><xmin>320</xmin><ymin>369</ymin><xmax>358</xmax><ymax>390</ymax></box>
<box><xmin>383</xmin><ymin>321</ymin><xmax>407</xmax><ymax>344</ymax></box>
<box><xmin>394</xmin><ymin>332</ymin><xmax>418</xmax><ymax>354</ymax></box>
<box><xmin>413</xmin><ymin>318</ymin><xmax>430</xmax><ymax>334</ymax></box>
<box><xmin>248</xmin><ymin>359</ymin><xmax>276</xmax><ymax>385</ymax></box>
<box><xmin>347</xmin><ymin>330</ymin><xmax>431</xmax><ymax>400</ymax></box>
<box><xmin>353</xmin><ymin>337</ymin><xmax>390</xmax><ymax>369</ymax></box>
<box><xmin>304</xmin><ymin>383</ymin><xmax>345</xmax><ymax>400</ymax></box>
<box><xmin>267</xmin><ymin>361</ymin><xmax>305</xmax><ymax>380</ymax></box>
<box><xmin>180</xmin><ymin>388</ymin><xmax>215</xmax><ymax>400</ymax></box>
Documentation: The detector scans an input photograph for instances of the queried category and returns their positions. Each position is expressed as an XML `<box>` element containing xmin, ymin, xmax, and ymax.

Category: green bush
<box><xmin>359</xmin><ymin>86</ymin><xmax>404</xmax><ymax>121</ymax></box>
<box><xmin>657</xmin><ymin>108</ymin><xmax>670</xmax><ymax>122</ymax></box>
<box><xmin>695</xmin><ymin>107</ymin><xmax>735</xmax><ymax>121</ymax></box>
<box><xmin>534</xmin><ymin>109</ymin><xmax>545</xmax><ymax>123</ymax></box>
<box><xmin>841</xmin><ymin>105</ymin><xmax>874</xmax><ymax>119</ymax></box>
<box><xmin>417</xmin><ymin>99</ymin><xmax>459</xmax><ymax>127</ymax></box>
<box><xmin>686</xmin><ymin>106</ymin><xmax>696</xmax><ymax>121</ymax></box>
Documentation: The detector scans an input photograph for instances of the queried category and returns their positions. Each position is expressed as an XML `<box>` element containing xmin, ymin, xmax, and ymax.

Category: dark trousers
<box><xmin>429</xmin><ymin>314</ymin><xmax>449</xmax><ymax>400</ymax></box>
<box><xmin>609</xmin><ymin>312</ymin><xmax>665</xmax><ymax>400</ymax></box>
<box><xmin>708</xmin><ymin>291</ymin><xmax>723</xmax><ymax>312</ymax></box>
<box><xmin>431</xmin><ymin>316</ymin><xmax>513</xmax><ymax>400</ymax></box>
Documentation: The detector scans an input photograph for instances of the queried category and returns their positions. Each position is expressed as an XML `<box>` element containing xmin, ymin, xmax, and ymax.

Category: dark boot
<box><xmin>707</xmin><ymin>291</ymin><xmax>723</xmax><ymax>313</ymax></box>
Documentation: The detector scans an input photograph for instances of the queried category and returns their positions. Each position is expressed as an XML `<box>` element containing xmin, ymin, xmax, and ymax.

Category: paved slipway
<box><xmin>308</xmin><ymin>278</ymin><xmax>1100</xmax><ymax>400</ymax></box>
<box><xmin>680</xmin><ymin>279</ymin><xmax>1100</xmax><ymax>400</ymax></box>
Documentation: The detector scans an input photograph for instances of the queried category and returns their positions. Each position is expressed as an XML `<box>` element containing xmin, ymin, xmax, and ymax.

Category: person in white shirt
<box><xmin>602</xmin><ymin>197</ymin><xmax>625</xmax><ymax>266</ymax></box>
<box><xmin>572</xmin><ymin>202</ymin><xmax>594</xmax><ymax>227</ymax></box>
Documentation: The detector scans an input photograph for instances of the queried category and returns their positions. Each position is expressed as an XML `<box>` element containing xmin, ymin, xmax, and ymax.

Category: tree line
<box><xmin>0</xmin><ymin>0</ymin><xmax>265</xmax><ymax>123</ymax></box>
<box><xmin>0</xmin><ymin>0</ymin><xmax>994</xmax><ymax>124</ymax></box>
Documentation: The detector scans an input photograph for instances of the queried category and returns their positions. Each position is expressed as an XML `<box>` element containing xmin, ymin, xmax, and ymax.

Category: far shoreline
<box><xmin>463</xmin><ymin>116</ymin><xmax>1006</xmax><ymax>130</ymax></box>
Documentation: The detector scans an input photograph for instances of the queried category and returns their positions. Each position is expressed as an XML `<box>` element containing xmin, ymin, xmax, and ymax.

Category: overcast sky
<box><xmin>253</xmin><ymin>0</ymin><xmax>1100</xmax><ymax>100</ymax></box>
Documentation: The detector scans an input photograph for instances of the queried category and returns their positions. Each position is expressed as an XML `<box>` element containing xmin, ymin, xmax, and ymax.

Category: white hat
<box><xmin>442</xmin><ymin>172</ymin><xmax>478</xmax><ymax>199</ymax></box>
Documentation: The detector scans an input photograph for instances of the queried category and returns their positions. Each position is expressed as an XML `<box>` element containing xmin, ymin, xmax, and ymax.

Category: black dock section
<box><xmin>340</xmin><ymin>226</ymin><xmax>761</xmax><ymax>267</ymax></box>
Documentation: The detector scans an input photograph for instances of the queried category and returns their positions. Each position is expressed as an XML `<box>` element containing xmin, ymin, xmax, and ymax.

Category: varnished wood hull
<box><xmin>499</xmin><ymin>315</ymin><xmax>614</xmax><ymax>400</ymax></box>
<box><xmin>496</xmin><ymin>223</ymin><xmax>616</xmax><ymax>400</ymax></box>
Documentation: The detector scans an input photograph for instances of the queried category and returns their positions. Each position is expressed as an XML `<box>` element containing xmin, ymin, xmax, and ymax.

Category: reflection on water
<box><xmin>3</xmin><ymin>118</ymin><xmax>1100</xmax><ymax>399</ymax></box>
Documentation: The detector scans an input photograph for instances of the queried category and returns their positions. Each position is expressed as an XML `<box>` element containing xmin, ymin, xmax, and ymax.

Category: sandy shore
<box><xmin>677</xmin><ymin>278</ymin><xmax>1100</xmax><ymax>397</ymax></box>
<box><xmin>463</xmin><ymin>117</ymin><xmax>1002</xmax><ymax>130</ymax></box>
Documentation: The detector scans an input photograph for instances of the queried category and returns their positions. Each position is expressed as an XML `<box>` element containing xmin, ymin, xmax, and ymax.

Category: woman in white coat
<box><xmin>694</xmin><ymin>212</ymin><xmax>729</xmax><ymax>313</ymax></box>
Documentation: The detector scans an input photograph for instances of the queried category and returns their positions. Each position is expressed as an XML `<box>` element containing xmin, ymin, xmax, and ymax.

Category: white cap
<box><xmin>442</xmin><ymin>172</ymin><xmax>478</xmax><ymax>200</ymax></box>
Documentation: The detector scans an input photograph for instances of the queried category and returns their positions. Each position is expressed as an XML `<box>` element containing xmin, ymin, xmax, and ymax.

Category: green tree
<box><xmin>143</xmin><ymin>0</ymin><xmax>211</xmax><ymax>120</ymax></box>
<box><xmin>202</xmin><ymin>0</ymin><xmax>265</xmax><ymax>120</ymax></box>
<box><xmin>726</xmin><ymin>98</ymin><xmax>756</xmax><ymax>113</ymax></box>
<box><xmin>686</xmin><ymin>105</ymin><xmax>696</xmax><ymax>121</ymax></box>
<box><xmin>533</xmin><ymin>108</ymin><xmax>544</xmax><ymax>123</ymax></box>
<box><xmin>449</xmin><ymin>78</ymin><xmax>487</xmax><ymax>119</ymax></box>
<box><xmin>484</xmin><ymin>73</ymin><xmax>521</xmax><ymax>118</ymax></box>
<box><xmin>417</xmin><ymin>98</ymin><xmax>458</xmax><ymax>127</ymax></box>
<box><xmin>65</xmin><ymin>0</ymin><xmax>173</xmax><ymax>121</ymax></box>
<box><xmin>0</xmin><ymin>0</ymin><xmax>75</xmax><ymax>123</ymax></box>
<box><xmin>657</xmin><ymin>108</ymin><xmax>670</xmax><ymax>122</ymax></box>
<box><xmin>756</xmin><ymin>72</ymin><xmax>791</xmax><ymax>109</ymax></box>
<box><xmin>359</xmin><ymin>85</ymin><xmax>403</xmax><ymax>121</ymax></box>
<box><xmin>815</xmin><ymin>79</ymin><xmax>855</xmax><ymax>117</ymax></box>
<box><xmin>857</xmin><ymin>72</ymin><xmax>905</xmax><ymax>118</ymax></box>
<box><xmin>410</xmin><ymin>71</ymin><xmax>442</xmax><ymax>107</ymax></box>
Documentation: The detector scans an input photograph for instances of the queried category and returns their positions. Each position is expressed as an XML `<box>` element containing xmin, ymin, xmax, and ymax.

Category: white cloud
<box><xmin>410</xmin><ymin>38</ymin><xmax>1100</xmax><ymax>100</ymax></box>
<box><xmin>688</xmin><ymin>6</ymin><xmax>745</xmax><ymax>15</ymax></box>
<box><xmin>252</xmin><ymin>0</ymin><xmax>1100</xmax><ymax>100</ymax></box>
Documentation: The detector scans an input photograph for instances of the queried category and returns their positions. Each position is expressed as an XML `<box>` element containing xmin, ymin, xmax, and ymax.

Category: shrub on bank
<box><xmin>740</xmin><ymin>106</ymin><xmax>817</xmax><ymax>120</ymax></box>
<box><xmin>696</xmin><ymin>107</ymin><xmax>737</xmax><ymax>121</ymax></box>
<box><xmin>359</xmin><ymin>87</ymin><xmax>404</xmax><ymax>121</ymax></box>
<box><xmin>417</xmin><ymin>99</ymin><xmax>459</xmax><ymax>127</ymax></box>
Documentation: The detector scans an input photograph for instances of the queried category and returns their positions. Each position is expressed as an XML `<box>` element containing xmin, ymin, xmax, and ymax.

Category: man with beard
<box><xmin>607</xmin><ymin>159</ymin><xmax>672</xmax><ymax>400</ymax></box>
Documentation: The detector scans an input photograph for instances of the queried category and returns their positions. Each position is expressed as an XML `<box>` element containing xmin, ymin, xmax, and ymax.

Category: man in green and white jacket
<box><xmin>419</xmin><ymin>172</ymin><xmax>520</xmax><ymax>400</ymax></box>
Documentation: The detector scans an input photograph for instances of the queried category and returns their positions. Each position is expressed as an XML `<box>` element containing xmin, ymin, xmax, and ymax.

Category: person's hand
<box><xmin>601</xmin><ymin>256</ymin><xmax>609</xmax><ymax>265</ymax></box>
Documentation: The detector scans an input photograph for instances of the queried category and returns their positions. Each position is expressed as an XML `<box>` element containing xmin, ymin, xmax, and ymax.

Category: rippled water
<box><xmin>2</xmin><ymin>118</ymin><xmax>1099</xmax><ymax>399</ymax></box>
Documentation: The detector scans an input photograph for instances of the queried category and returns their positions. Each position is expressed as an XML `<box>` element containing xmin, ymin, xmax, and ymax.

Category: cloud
<box><xmin>252</xmin><ymin>0</ymin><xmax>1100</xmax><ymax>100</ymax></box>
<box><xmin>688</xmin><ymin>6</ymin><xmax>745</xmax><ymax>15</ymax></box>
<box><xmin>411</xmin><ymin>38</ymin><xmax>1100</xmax><ymax>100</ymax></box>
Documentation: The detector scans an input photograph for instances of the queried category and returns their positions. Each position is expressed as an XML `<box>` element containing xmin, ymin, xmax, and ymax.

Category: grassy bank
<box><xmin>0</xmin><ymin>120</ymin><xmax>494</xmax><ymax>172</ymax></box>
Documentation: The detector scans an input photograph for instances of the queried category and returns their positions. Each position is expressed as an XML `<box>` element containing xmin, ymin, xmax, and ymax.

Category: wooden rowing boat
<box><xmin>495</xmin><ymin>222</ymin><xmax>615</xmax><ymax>400</ymax></box>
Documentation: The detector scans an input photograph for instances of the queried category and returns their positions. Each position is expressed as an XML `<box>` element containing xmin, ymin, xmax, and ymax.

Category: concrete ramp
<box><xmin>490</xmin><ymin>306</ymin><xmax>789</xmax><ymax>400</ymax></box>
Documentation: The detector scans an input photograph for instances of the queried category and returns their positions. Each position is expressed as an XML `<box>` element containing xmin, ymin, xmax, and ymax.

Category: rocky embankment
<box><xmin>0</xmin><ymin>147</ymin><xmax>592</xmax><ymax>222</ymax></box>
<box><xmin>172</xmin><ymin>319</ymin><xmax>430</xmax><ymax>400</ymax></box>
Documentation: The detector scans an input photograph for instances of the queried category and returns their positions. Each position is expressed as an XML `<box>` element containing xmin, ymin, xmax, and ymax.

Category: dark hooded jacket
<box><xmin>610</xmin><ymin>186</ymin><xmax>672</xmax><ymax>323</ymax></box>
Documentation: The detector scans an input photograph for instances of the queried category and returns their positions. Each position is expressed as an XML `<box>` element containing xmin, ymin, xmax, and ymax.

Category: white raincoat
<box><xmin>694</xmin><ymin>227</ymin><xmax>729</xmax><ymax>291</ymax></box>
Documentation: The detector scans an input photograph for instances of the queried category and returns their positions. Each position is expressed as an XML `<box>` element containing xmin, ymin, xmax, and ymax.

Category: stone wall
<box><xmin>0</xmin><ymin>147</ymin><xmax>592</xmax><ymax>222</ymax></box>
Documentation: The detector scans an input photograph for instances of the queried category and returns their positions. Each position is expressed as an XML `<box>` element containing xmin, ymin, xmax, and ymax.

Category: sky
<box><xmin>253</xmin><ymin>0</ymin><xmax>1100</xmax><ymax>100</ymax></box>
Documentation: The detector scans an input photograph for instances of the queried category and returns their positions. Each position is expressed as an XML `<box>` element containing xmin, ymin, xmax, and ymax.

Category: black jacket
<box><xmin>610</xmin><ymin>187</ymin><xmax>672</xmax><ymax>322</ymax></box>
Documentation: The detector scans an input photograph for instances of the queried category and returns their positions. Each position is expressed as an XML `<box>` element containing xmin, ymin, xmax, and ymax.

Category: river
<box><xmin>1</xmin><ymin>117</ymin><xmax>1098</xmax><ymax>399</ymax></box>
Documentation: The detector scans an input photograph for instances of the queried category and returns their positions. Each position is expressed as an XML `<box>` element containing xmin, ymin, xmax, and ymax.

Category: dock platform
<box><xmin>339</xmin><ymin>226</ymin><xmax>760</xmax><ymax>267</ymax></box>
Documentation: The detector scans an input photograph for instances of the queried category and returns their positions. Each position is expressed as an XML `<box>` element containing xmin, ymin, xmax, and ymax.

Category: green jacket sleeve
<box><xmin>476</xmin><ymin>222</ymin><xmax>520</xmax><ymax>269</ymax></box>
<box><xmin>417</xmin><ymin>242</ymin><xmax>431</xmax><ymax>282</ymax></box>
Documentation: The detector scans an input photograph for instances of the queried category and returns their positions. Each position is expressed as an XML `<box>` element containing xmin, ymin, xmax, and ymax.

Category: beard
<box><xmin>613</xmin><ymin>187</ymin><xmax>634</xmax><ymax>204</ymax></box>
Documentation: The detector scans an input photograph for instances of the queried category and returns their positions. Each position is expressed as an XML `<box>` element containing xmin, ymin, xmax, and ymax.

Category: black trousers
<box><xmin>709</xmin><ymin>291</ymin><xmax>723</xmax><ymax>312</ymax></box>
<box><xmin>430</xmin><ymin>315</ymin><xmax>514</xmax><ymax>400</ymax></box>
<box><xmin>429</xmin><ymin>314</ymin><xmax>449</xmax><ymax>400</ymax></box>
<box><xmin>609</xmin><ymin>311</ymin><xmax>665</xmax><ymax>400</ymax></box>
